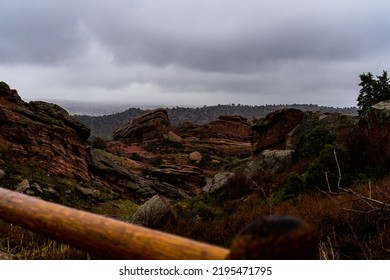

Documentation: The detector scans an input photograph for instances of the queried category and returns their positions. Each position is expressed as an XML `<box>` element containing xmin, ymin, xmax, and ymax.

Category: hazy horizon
<box><xmin>29</xmin><ymin>98</ymin><xmax>357</xmax><ymax>116</ymax></box>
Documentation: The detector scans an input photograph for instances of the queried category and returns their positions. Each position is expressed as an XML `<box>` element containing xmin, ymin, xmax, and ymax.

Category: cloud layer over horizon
<box><xmin>1</xmin><ymin>0</ymin><xmax>390</xmax><ymax>107</ymax></box>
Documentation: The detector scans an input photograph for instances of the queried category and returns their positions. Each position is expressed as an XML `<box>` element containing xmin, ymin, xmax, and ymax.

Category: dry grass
<box><xmin>0</xmin><ymin>221</ymin><xmax>91</xmax><ymax>259</ymax></box>
<box><xmin>319</xmin><ymin>237</ymin><xmax>340</xmax><ymax>260</ymax></box>
<box><xmin>159</xmin><ymin>177</ymin><xmax>390</xmax><ymax>259</ymax></box>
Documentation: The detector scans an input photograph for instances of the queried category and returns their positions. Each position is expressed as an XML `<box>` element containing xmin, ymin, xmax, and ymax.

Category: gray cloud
<box><xmin>1</xmin><ymin>0</ymin><xmax>390</xmax><ymax>107</ymax></box>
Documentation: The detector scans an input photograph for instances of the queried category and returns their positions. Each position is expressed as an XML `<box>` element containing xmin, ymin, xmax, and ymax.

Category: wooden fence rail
<box><xmin>0</xmin><ymin>187</ymin><xmax>318</xmax><ymax>259</ymax></box>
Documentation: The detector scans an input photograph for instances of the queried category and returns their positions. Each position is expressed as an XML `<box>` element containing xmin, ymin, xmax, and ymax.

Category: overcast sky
<box><xmin>1</xmin><ymin>0</ymin><xmax>390</xmax><ymax>108</ymax></box>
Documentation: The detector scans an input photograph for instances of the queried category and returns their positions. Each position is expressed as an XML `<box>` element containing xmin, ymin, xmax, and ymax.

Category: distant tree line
<box><xmin>75</xmin><ymin>104</ymin><xmax>358</xmax><ymax>139</ymax></box>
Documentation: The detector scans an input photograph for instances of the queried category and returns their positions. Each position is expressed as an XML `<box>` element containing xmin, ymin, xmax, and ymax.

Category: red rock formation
<box><xmin>175</xmin><ymin>115</ymin><xmax>251</xmax><ymax>141</ymax></box>
<box><xmin>145</xmin><ymin>164</ymin><xmax>206</xmax><ymax>196</ymax></box>
<box><xmin>113</xmin><ymin>108</ymin><xmax>170</xmax><ymax>142</ymax></box>
<box><xmin>87</xmin><ymin>148</ymin><xmax>192</xmax><ymax>200</ymax></box>
<box><xmin>252</xmin><ymin>108</ymin><xmax>304</xmax><ymax>156</ymax></box>
<box><xmin>172</xmin><ymin>115</ymin><xmax>253</xmax><ymax>157</ymax></box>
<box><xmin>112</xmin><ymin>110</ymin><xmax>253</xmax><ymax>157</ymax></box>
<box><xmin>0</xmin><ymin>82</ymin><xmax>90</xmax><ymax>180</ymax></box>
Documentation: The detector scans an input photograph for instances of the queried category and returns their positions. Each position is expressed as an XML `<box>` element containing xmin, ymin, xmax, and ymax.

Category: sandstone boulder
<box><xmin>43</xmin><ymin>187</ymin><xmax>59</xmax><ymax>197</ymax></box>
<box><xmin>209</xmin><ymin>172</ymin><xmax>235</xmax><ymax>193</ymax></box>
<box><xmin>244</xmin><ymin>150</ymin><xmax>294</xmax><ymax>179</ymax></box>
<box><xmin>166</xmin><ymin>131</ymin><xmax>183</xmax><ymax>143</ymax></box>
<box><xmin>77</xmin><ymin>186</ymin><xmax>101</xmax><ymax>198</ymax></box>
<box><xmin>31</xmin><ymin>182</ymin><xmax>43</xmax><ymax>194</ymax></box>
<box><xmin>129</xmin><ymin>195</ymin><xmax>174</xmax><ymax>228</ymax></box>
<box><xmin>189</xmin><ymin>151</ymin><xmax>202</xmax><ymax>162</ymax></box>
<box><xmin>15</xmin><ymin>179</ymin><xmax>30</xmax><ymax>193</ymax></box>
<box><xmin>113</xmin><ymin>108</ymin><xmax>170</xmax><ymax>143</ymax></box>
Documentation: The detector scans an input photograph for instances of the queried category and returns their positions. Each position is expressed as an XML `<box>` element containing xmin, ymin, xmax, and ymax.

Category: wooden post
<box><xmin>0</xmin><ymin>187</ymin><xmax>229</xmax><ymax>260</ymax></box>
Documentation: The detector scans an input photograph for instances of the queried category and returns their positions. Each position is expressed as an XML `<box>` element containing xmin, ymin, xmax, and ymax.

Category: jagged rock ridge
<box><xmin>0</xmin><ymin>81</ymin><xmax>90</xmax><ymax>180</ymax></box>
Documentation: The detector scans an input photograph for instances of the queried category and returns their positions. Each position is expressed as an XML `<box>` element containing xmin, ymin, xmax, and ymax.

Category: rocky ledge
<box><xmin>0</xmin><ymin>82</ymin><xmax>90</xmax><ymax>180</ymax></box>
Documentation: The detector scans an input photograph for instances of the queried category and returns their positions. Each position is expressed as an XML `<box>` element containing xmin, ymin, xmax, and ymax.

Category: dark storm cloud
<box><xmin>1</xmin><ymin>0</ymin><xmax>390</xmax><ymax>106</ymax></box>
<box><xmin>0</xmin><ymin>1</ymin><xmax>88</xmax><ymax>64</ymax></box>
<box><xmin>81</xmin><ymin>0</ymin><xmax>390</xmax><ymax>73</ymax></box>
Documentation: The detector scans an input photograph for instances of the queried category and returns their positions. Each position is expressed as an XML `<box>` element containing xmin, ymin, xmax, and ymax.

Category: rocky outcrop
<box><xmin>287</xmin><ymin>111</ymin><xmax>358</xmax><ymax>150</ymax></box>
<box><xmin>174</xmin><ymin>115</ymin><xmax>252</xmax><ymax>141</ymax></box>
<box><xmin>112</xmin><ymin>108</ymin><xmax>170</xmax><ymax>143</ymax></box>
<box><xmin>111</xmin><ymin>111</ymin><xmax>252</xmax><ymax>157</ymax></box>
<box><xmin>0</xmin><ymin>82</ymin><xmax>90</xmax><ymax>180</ymax></box>
<box><xmin>12</xmin><ymin>179</ymin><xmax>58</xmax><ymax>197</ymax></box>
<box><xmin>171</xmin><ymin>115</ymin><xmax>253</xmax><ymax>157</ymax></box>
<box><xmin>205</xmin><ymin>115</ymin><xmax>253</xmax><ymax>142</ymax></box>
<box><xmin>87</xmin><ymin>148</ymin><xmax>191</xmax><ymax>200</ymax></box>
<box><xmin>144</xmin><ymin>164</ymin><xmax>206</xmax><ymax>196</ymax></box>
<box><xmin>252</xmin><ymin>108</ymin><xmax>304</xmax><ymax>156</ymax></box>
<box><xmin>244</xmin><ymin>150</ymin><xmax>294</xmax><ymax>179</ymax></box>
<box><xmin>248</xmin><ymin>109</ymin><xmax>358</xmax><ymax>179</ymax></box>
<box><xmin>208</xmin><ymin>172</ymin><xmax>235</xmax><ymax>193</ymax></box>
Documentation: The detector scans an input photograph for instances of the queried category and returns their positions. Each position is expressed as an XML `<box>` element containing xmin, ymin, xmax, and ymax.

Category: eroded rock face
<box><xmin>172</xmin><ymin>115</ymin><xmax>253</xmax><ymax>157</ymax></box>
<box><xmin>87</xmin><ymin>148</ymin><xmax>191</xmax><ymax>200</ymax></box>
<box><xmin>113</xmin><ymin>108</ymin><xmax>170</xmax><ymax>143</ymax></box>
<box><xmin>0</xmin><ymin>82</ymin><xmax>90</xmax><ymax>180</ymax></box>
<box><xmin>145</xmin><ymin>164</ymin><xmax>206</xmax><ymax>196</ymax></box>
<box><xmin>252</xmin><ymin>108</ymin><xmax>304</xmax><ymax>156</ymax></box>
<box><xmin>206</xmin><ymin>115</ymin><xmax>253</xmax><ymax>142</ymax></box>
<box><xmin>174</xmin><ymin>115</ymin><xmax>251</xmax><ymax>141</ymax></box>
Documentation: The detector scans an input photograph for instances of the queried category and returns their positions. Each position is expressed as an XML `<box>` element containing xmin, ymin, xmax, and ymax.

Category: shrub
<box><xmin>283</xmin><ymin>172</ymin><xmax>307</xmax><ymax>198</ymax></box>
<box><xmin>304</xmin><ymin>144</ymin><xmax>353</xmax><ymax>190</ymax></box>
<box><xmin>190</xmin><ymin>201</ymin><xmax>222</xmax><ymax>221</ymax></box>
<box><xmin>90</xmin><ymin>136</ymin><xmax>107</xmax><ymax>150</ymax></box>
<box><xmin>293</xmin><ymin>127</ymin><xmax>335</xmax><ymax>161</ymax></box>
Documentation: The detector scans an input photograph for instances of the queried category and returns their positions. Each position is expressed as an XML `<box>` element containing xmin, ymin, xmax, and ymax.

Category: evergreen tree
<box><xmin>357</xmin><ymin>70</ymin><xmax>390</xmax><ymax>115</ymax></box>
